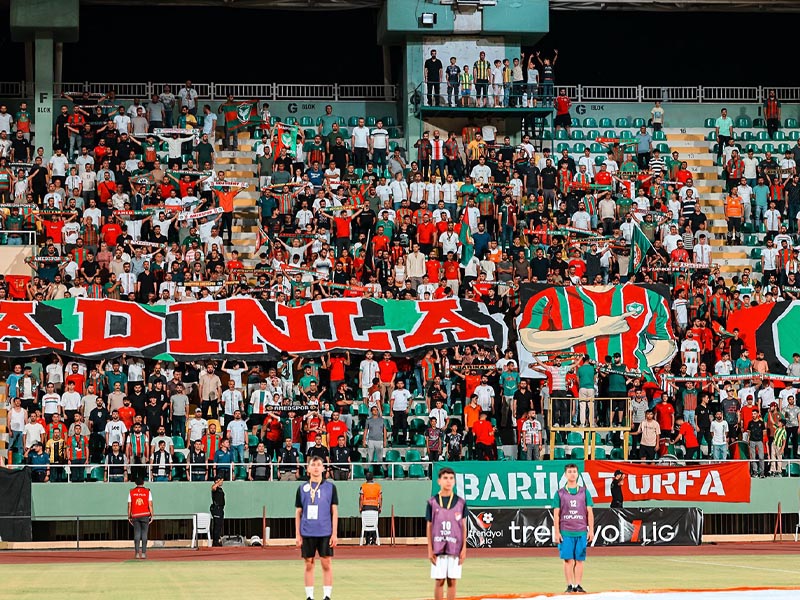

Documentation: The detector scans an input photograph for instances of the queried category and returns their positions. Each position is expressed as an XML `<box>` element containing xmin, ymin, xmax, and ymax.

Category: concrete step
<box><xmin>666</xmin><ymin>139</ymin><xmax>709</xmax><ymax>148</ymax></box>
<box><xmin>663</xmin><ymin>128</ymin><xmax>708</xmax><ymax>135</ymax></box>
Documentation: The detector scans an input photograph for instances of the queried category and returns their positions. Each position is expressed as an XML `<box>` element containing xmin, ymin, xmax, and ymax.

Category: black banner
<box><xmin>0</xmin><ymin>468</ymin><xmax>33</xmax><ymax>542</ymax></box>
<box><xmin>466</xmin><ymin>507</ymin><xmax>702</xmax><ymax>548</ymax></box>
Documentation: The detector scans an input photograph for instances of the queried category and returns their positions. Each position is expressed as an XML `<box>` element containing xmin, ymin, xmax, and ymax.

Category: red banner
<box><xmin>583</xmin><ymin>461</ymin><xmax>751</xmax><ymax>503</ymax></box>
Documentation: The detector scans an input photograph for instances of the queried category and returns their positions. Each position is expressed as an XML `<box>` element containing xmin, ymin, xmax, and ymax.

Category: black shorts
<box><xmin>611</xmin><ymin>400</ymin><xmax>626</xmax><ymax>413</ymax></box>
<box><xmin>301</xmin><ymin>535</ymin><xmax>334</xmax><ymax>559</ymax></box>
<box><xmin>475</xmin><ymin>81</ymin><xmax>489</xmax><ymax>96</ymax></box>
<box><xmin>555</xmin><ymin>113</ymin><xmax>571</xmax><ymax>128</ymax></box>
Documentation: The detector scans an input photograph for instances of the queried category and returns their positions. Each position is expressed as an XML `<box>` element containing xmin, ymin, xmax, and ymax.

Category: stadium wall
<box><xmin>30</xmin><ymin>474</ymin><xmax>799</xmax><ymax>520</ymax></box>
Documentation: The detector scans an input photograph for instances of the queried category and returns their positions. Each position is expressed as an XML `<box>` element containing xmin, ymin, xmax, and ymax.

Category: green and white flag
<box><xmin>630</xmin><ymin>224</ymin><xmax>653</xmax><ymax>274</ymax></box>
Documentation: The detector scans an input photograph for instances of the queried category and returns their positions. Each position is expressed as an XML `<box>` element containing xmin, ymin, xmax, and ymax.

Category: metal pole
<box><xmin>262</xmin><ymin>505</ymin><xmax>267</xmax><ymax>549</ymax></box>
<box><xmin>76</xmin><ymin>515</ymin><xmax>80</xmax><ymax>550</ymax></box>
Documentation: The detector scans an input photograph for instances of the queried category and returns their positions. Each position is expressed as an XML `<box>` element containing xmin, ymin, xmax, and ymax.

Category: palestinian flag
<box><xmin>224</xmin><ymin>100</ymin><xmax>261</xmax><ymax>132</ymax></box>
<box><xmin>728</xmin><ymin>301</ymin><xmax>800</xmax><ymax>371</ymax></box>
<box><xmin>630</xmin><ymin>224</ymin><xmax>652</xmax><ymax>274</ymax></box>
<box><xmin>459</xmin><ymin>209</ymin><xmax>474</xmax><ymax>267</ymax></box>
<box><xmin>272</xmin><ymin>123</ymin><xmax>299</xmax><ymax>158</ymax></box>
<box><xmin>255</xmin><ymin>227</ymin><xmax>270</xmax><ymax>253</ymax></box>
<box><xmin>711</xmin><ymin>320</ymin><xmax>734</xmax><ymax>339</ymax></box>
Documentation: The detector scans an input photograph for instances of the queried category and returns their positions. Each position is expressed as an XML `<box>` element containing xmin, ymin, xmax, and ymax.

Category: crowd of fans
<box><xmin>1</xmin><ymin>81</ymin><xmax>800</xmax><ymax>483</ymax></box>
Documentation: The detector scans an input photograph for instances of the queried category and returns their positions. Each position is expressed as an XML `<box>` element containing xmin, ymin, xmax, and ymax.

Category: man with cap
<box><xmin>27</xmin><ymin>441</ymin><xmax>50</xmax><ymax>482</ymax></box>
<box><xmin>746</xmin><ymin>410</ymin><xmax>766</xmax><ymax>477</ymax></box>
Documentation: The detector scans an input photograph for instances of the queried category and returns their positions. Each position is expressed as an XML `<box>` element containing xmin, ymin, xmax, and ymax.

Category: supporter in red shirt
<box><xmin>676</xmin><ymin>169</ymin><xmax>693</xmax><ymax>187</ymax></box>
<box><xmin>65</xmin><ymin>366</ymin><xmax>86</xmax><ymax>394</ymax></box>
<box><xmin>416</xmin><ymin>215</ymin><xmax>437</xmax><ymax>253</ymax></box>
<box><xmin>325</xmin><ymin>413</ymin><xmax>348</xmax><ymax>446</ymax></box>
<box><xmin>653</xmin><ymin>396</ymin><xmax>675</xmax><ymax>433</ymax></box>
<box><xmin>673</xmin><ymin>415</ymin><xmax>700</xmax><ymax>460</ymax></box>
<box><xmin>118</xmin><ymin>399</ymin><xmax>136</xmax><ymax>430</ymax></box>
<box><xmin>372</xmin><ymin>226</ymin><xmax>390</xmax><ymax>254</ymax></box>
<box><xmin>425</xmin><ymin>257</ymin><xmax>441</xmax><ymax>281</ymax></box>
<box><xmin>101</xmin><ymin>218</ymin><xmax>123</xmax><ymax>248</ymax></box>
<box><xmin>471</xmin><ymin>412</ymin><xmax>497</xmax><ymax>460</ymax></box>
<box><xmin>328</xmin><ymin>351</ymin><xmax>350</xmax><ymax>390</ymax></box>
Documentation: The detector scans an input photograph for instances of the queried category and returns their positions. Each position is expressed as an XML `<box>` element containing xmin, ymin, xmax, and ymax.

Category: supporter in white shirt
<box><xmin>693</xmin><ymin>235</ymin><xmax>713</xmax><ymax>266</ymax></box>
<box><xmin>389</xmin><ymin>176</ymin><xmax>408</xmax><ymax>205</ymax></box>
<box><xmin>48</xmin><ymin>152</ymin><xmax>69</xmax><ymax>178</ymax></box>
<box><xmin>779</xmin><ymin>156</ymin><xmax>796</xmax><ymax>180</ymax></box>
<box><xmin>410</xmin><ymin>179</ymin><xmax>427</xmax><ymax>204</ymax></box>
<box><xmin>663</xmin><ymin>225</ymin><xmax>682</xmax><ymax>253</ymax></box>
<box><xmin>470</xmin><ymin>162</ymin><xmax>492</xmax><ymax>184</ymax></box>
<box><xmin>351</xmin><ymin>123</ymin><xmax>370</xmax><ymax>150</ymax></box>
<box><xmin>474</xmin><ymin>379</ymin><xmax>495</xmax><ymax>412</ymax></box>
<box><xmin>571</xmin><ymin>208</ymin><xmax>591</xmax><ymax>231</ymax></box>
<box><xmin>439</xmin><ymin>228</ymin><xmax>459</xmax><ymax>255</ymax></box>
<box><xmin>375</xmin><ymin>180</ymin><xmax>392</xmax><ymax>204</ymax></box>
<box><xmin>603</xmin><ymin>158</ymin><xmax>619</xmax><ymax>174</ymax></box>
<box><xmin>577</xmin><ymin>152</ymin><xmax>595</xmax><ymax>179</ymax></box>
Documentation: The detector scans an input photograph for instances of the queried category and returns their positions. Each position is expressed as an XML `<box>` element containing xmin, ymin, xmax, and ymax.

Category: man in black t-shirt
<box><xmin>445</xmin><ymin>57</ymin><xmax>461</xmax><ymax>107</ymax></box>
<box><xmin>424</xmin><ymin>49</ymin><xmax>444</xmax><ymax>107</ymax></box>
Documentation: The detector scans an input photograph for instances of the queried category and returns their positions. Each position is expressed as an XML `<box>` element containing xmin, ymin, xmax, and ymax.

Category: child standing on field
<box><xmin>426</xmin><ymin>467</ymin><xmax>467</xmax><ymax>600</ymax></box>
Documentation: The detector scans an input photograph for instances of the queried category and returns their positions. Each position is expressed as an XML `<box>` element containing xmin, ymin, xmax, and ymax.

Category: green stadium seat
<box><xmin>738</xmin><ymin>131</ymin><xmax>753</xmax><ymax>141</ymax></box>
<box><xmin>299</xmin><ymin>116</ymin><xmax>314</xmax><ymax>126</ymax></box>
<box><xmin>740</xmin><ymin>222</ymin><xmax>753</xmax><ymax>234</ymax></box>
<box><xmin>745</xmin><ymin>143</ymin><xmax>758</xmax><ymax>153</ymax></box>
<box><xmin>788</xmin><ymin>462</ymin><xmax>800</xmax><ymax>476</ymax></box>
<box><xmin>388</xmin><ymin>140</ymin><xmax>398</xmax><ymax>152</ymax></box>
<box><xmin>352</xmin><ymin>433</ymin><xmax>363</xmax><ymax>447</ymax></box>
<box><xmin>252</xmin><ymin>128</ymin><xmax>262</xmax><ymax>139</ymax></box>
<box><xmin>541</xmin><ymin>129</ymin><xmax>553</xmax><ymax>140</ymax></box>
<box><xmin>88</xmin><ymin>466</ymin><xmax>105</xmax><ymax>481</ymax></box>
<box><xmin>735</xmin><ymin>116</ymin><xmax>751</xmax><ymax>128</ymax></box>
<box><xmin>599</xmin><ymin>117</ymin><xmax>612</xmax><ymax>127</ymax></box>
<box><xmin>339</xmin><ymin>127</ymin><xmax>349</xmax><ymax>138</ymax></box>
<box><xmin>586</xmin><ymin>129</ymin><xmax>600</xmax><ymax>140</ymax></box>
<box><xmin>304</xmin><ymin>128</ymin><xmax>316</xmax><ymax>139</ymax></box>
<box><xmin>652</xmin><ymin>130</ymin><xmax>666</xmax><ymax>141</ymax></box>
<box><xmin>632</xmin><ymin>117</ymin><xmax>646</xmax><ymax>128</ymax></box>
<box><xmin>618</xmin><ymin>130</ymin><xmax>632</xmax><ymax>140</ymax></box>
<box><xmin>409</xmin><ymin>418</ymin><xmax>425</xmax><ymax>433</ymax></box>
<box><xmin>785</xmin><ymin>118</ymin><xmax>798</xmax><ymax>128</ymax></box>
<box><xmin>452</xmin><ymin>402</ymin><xmax>463</xmax><ymax>415</ymax></box>
<box><xmin>391</xmin><ymin>464</ymin><xmax>406</xmax><ymax>479</ymax></box>
<box><xmin>335</xmin><ymin>116</ymin><xmax>346</xmax><ymax>126</ymax></box>
<box><xmin>790</xmin><ymin>131</ymin><xmax>800</xmax><ymax>141</ymax></box>
<box><xmin>556</xmin><ymin>143</ymin><xmax>569</xmax><ymax>153</ymax></box>
<box><xmin>590</xmin><ymin>142</ymin><xmax>603</xmax><ymax>153</ymax></box>
<box><xmin>752</xmin><ymin>117</ymin><xmax>765</xmax><ymax>128</ymax></box>
<box><xmin>358</xmin><ymin>403</ymin><xmax>370</xmax><ymax>417</ymax></box>
<box><xmin>352</xmin><ymin>464</ymin><xmax>366</xmax><ymax>479</ymax></box>
<box><xmin>704</xmin><ymin>117</ymin><xmax>715</xmax><ymax>127</ymax></box>
<box><xmin>382</xmin><ymin>116</ymin><xmax>395</xmax><ymax>126</ymax></box>
<box><xmin>553</xmin><ymin>447</ymin><xmax>566</xmax><ymax>460</ymax></box>
<box><xmin>405</xmin><ymin>449</ymin><xmax>422</xmax><ymax>463</ymax></box>
<box><xmin>412</xmin><ymin>433</ymin><xmax>426</xmax><ymax>447</ymax></box>
<box><xmin>603</xmin><ymin>129</ymin><xmax>616</xmax><ymax>138</ymax></box>
<box><xmin>594</xmin><ymin>448</ymin><xmax>607</xmax><ymax>459</ymax></box>
<box><xmin>615</xmin><ymin>118</ymin><xmax>629</xmax><ymax>128</ymax></box>
<box><xmin>754</xmin><ymin>262</ymin><xmax>762</xmax><ymax>273</ymax></box>
<box><xmin>706</xmin><ymin>131</ymin><xmax>717</xmax><ymax>141</ymax></box>
<box><xmin>594</xmin><ymin>433</ymin><xmax>606</xmax><ymax>445</ymax></box>
<box><xmin>414</xmin><ymin>403</ymin><xmax>428</xmax><ymax>416</ymax></box>
<box><xmin>408</xmin><ymin>464</ymin><xmax>426</xmax><ymax>478</ymax></box>
<box><xmin>583</xmin><ymin>117</ymin><xmax>597</xmax><ymax>127</ymax></box>
<box><xmin>385</xmin><ymin>449</ymin><xmax>401</xmax><ymax>463</ymax></box>
<box><xmin>566</xmin><ymin>432</ymin><xmax>583</xmax><ymax>445</ymax></box>
<box><xmin>347</xmin><ymin>116</ymin><xmax>360</xmax><ymax>127</ymax></box>
<box><xmin>571</xmin><ymin>448</ymin><xmax>585</xmax><ymax>460</ymax></box>
<box><xmin>366</xmin><ymin>116</ymin><xmax>377</xmax><ymax>127</ymax></box>
<box><xmin>762</xmin><ymin>143</ymin><xmax>774</xmax><ymax>153</ymax></box>
<box><xmin>610</xmin><ymin>448</ymin><xmax>625</xmax><ymax>460</ymax></box>
<box><xmin>382</xmin><ymin>403</ymin><xmax>391</xmax><ymax>416</ymax></box>
<box><xmin>571</xmin><ymin>117</ymin><xmax>580</xmax><ymax>128</ymax></box>
<box><xmin>572</xmin><ymin>142</ymin><xmax>586</xmax><ymax>153</ymax></box>
<box><xmin>571</xmin><ymin>130</ymin><xmax>584</xmax><ymax>140</ymax></box>
<box><xmin>247</xmin><ymin>434</ymin><xmax>259</xmax><ymax>449</ymax></box>
<box><xmin>284</xmin><ymin>116</ymin><xmax>297</xmax><ymax>126</ymax></box>
<box><xmin>656</xmin><ymin>143</ymin><xmax>670</xmax><ymax>153</ymax></box>
<box><xmin>750</xmin><ymin>248</ymin><xmax>762</xmax><ymax>259</ymax></box>
<box><xmin>774</xmin><ymin>131</ymin><xmax>786</xmax><ymax>141</ymax></box>
<box><xmin>555</xmin><ymin>129</ymin><xmax>569</xmax><ymax>140</ymax></box>
<box><xmin>594</xmin><ymin>156</ymin><xmax>605</xmax><ymax>166</ymax></box>
<box><xmin>172</xmin><ymin>435</ymin><xmax>185</xmax><ymax>450</ymax></box>
<box><xmin>757</xmin><ymin>130</ymin><xmax>770</xmax><ymax>140</ymax></box>
<box><xmin>778</xmin><ymin>143</ymin><xmax>790</xmax><ymax>154</ymax></box>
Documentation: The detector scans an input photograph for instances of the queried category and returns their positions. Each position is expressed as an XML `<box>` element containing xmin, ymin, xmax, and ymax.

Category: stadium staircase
<box><xmin>214</xmin><ymin>131</ymin><xmax>260</xmax><ymax>263</ymax></box>
<box><xmin>663</xmin><ymin>127</ymin><xmax>752</xmax><ymax>277</ymax></box>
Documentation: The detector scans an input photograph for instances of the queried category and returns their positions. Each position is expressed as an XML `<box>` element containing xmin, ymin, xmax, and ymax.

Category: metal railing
<box><xmin>9</xmin><ymin>82</ymin><xmax>398</xmax><ymax>102</ymax></box>
<box><xmin>6</xmin><ymin>460</ymin><xmax>433</xmax><ymax>482</ymax></box>
<box><xmin>0</xmin><ymin>230</ymin><xmax>37</xmax><ymax>245</ymax></box>
<box><xmin>12</xmin><ymin>81</ymin><xmax>800</xmax><ymax>103</ymax></box>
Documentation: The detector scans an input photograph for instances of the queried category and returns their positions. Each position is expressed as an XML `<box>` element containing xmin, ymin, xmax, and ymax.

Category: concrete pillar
<box><xmin>24</xmin><ymin>42</ymin><xmax>34</xmax><ymax>97</ymax></box>
<box><xmin>382</xmin><ymin>46</ymin><xmax>393</xmax><ymax>102</ymax></box>
<box><xmin>54</xmin><ymin>42</ymin><xmax>64</xmax><ymax>92</ymax></box>
<box><xmin>34</xmin><ymin>33</ymin><xmax>54</xmax><ymax>150</ymax></box>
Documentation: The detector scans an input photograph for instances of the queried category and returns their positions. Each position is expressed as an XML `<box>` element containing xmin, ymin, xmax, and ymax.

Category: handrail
<box><xmin>7</xmin><ymin>460</ymin><xmax>433</xmax><ymax>482</ymax></box>
<box><xmin>9</xmin><ymin>82</ymin><xmax>398</xmax><ymax>102</ymax></box>
<box><xmin>1</xmin><ymin>82</ymin><xmax>796</xmax><ymax>103</ymax></box>
<box><xmin>0</xmin><ymin>230</ymin><xmax>37</xmax><ymax>245</ymax></box>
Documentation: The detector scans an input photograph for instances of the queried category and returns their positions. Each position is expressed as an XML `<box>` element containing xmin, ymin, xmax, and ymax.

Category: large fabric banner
<box><xmin>516</xmin><ymin>283</ymin><xmax>677</xmax><ymax>380</ymax></box>
<box><xmin>432</xmin><ymin>461</ymin><xmax>592</xmax><ymax>508</ymax></box>
<box><xmin>583</xmin><ymin>460</ymin><xmax>751</xmax><ymax>504</ymax></box>
<box><xmin>727</xmin><ymin>300</ymin><xmax>800</xmax><ymax>371</ymax></box>
<box><xmin>0</xmin><ymin>297</ymin><xmax>506</xmax><ymax>360</ymax></box>
<box><xmin>432</xmin><ymin>461</ymin><xmax>749</xmax><ymax>508</ymax></box>
<box><xmin>0</xmin><ymin>468</ymin><xmax>32</xmax><ymax>542</ymax></box>
<box><xmin>466</xmin><ymin>507</ymin><xmax>702</xmax><ymax>548</ymax></box>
